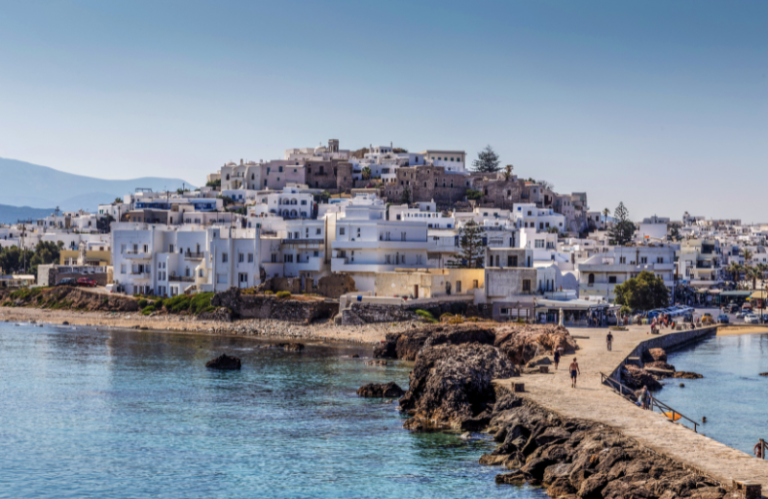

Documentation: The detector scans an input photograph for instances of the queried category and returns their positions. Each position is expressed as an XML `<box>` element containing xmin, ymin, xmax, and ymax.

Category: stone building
<box><xmin>305</xmin><ymin>159</ymin><xmax>354</xmax><ymax>192</ymax></box>
<box><xmin>382</xmin><ymin>165</ymin><xmax>471</xmax><ymax>207</ymax></box>
<box><xmin>470</xmin><ymin>172</ymin><xmax>526</xmax><ymax>210</ymax></box>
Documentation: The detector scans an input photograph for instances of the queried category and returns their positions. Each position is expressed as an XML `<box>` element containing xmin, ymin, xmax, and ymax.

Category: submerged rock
<box><xmin>356</xmin><ymin>382</ymin><xmax>404</xmax><ymax>398</ymax></box>
<box><xmin>621</xmin><ymin>364</ymin><xmax>662</xmax><ymax>390</ymax></box>
<box><xmin>205</xmin><ymin>354</ymin><xmax>242</xmax><ymax>370</ymax></box>
<box><xmin>283</xmin><ymin>343</ymin><xmax>305</xmax><ymax>352</ymax></box>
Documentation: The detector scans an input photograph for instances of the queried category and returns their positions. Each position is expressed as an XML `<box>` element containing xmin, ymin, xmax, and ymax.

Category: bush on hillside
<box><xmin>276</xmin><ymin>291</ymin><xmax>292</xmax><ymax>299</ymax></box>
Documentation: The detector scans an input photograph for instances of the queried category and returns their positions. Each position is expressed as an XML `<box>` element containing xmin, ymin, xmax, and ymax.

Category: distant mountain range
<box><xmin>0</xmin><ymin>157</ymin><xmax>196</xmax><ymax>217</ymax></box>
<box><xmin>0</xmin><ymin>204</ymin><xmax>56</xmax><ymax>225</ymax></box>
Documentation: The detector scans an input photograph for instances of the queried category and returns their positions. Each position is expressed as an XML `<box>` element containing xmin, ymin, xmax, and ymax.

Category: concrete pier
<box><xmin>495</xmin><ymin>325</ymin><xmax>768</xmax><ymax>495</ymax></box>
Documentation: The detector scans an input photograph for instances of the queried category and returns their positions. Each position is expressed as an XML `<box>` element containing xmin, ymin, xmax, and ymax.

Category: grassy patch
<box><xmin>276</xmin><ymin>291</ymin><xmax>292</xmax><ymax>299</ymax></box>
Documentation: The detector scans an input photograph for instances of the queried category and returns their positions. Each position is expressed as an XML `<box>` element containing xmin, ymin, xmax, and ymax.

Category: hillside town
<box><xmin>1</xmin><ymin>139</ymin><xmax>766</xmax><ymax>325</ymax></box>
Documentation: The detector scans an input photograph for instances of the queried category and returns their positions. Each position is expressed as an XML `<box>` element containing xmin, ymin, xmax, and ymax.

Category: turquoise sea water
<box><xmin>0</xmin><ymin>323</ymin><xmax>545</xmax><ymax>499</ymax></box>
<box><xmin>663</xmin><ymin>333</ymin><xmax>768</xmax><ymax>454</ymax></box>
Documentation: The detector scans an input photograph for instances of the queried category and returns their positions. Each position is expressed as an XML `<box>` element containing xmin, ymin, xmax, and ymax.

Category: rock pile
<box><xmin>399</xmin><ymin>342</ymin><xmax>518</xmax><ymax>431</ymax></box>
<box><xmin>486</xmin><ymin>391</ymin><xmax>728</xmax><ymax>499</ymax></box>
<box><xmin>357</xmin><ymin>382</ymin><xmax>405</xmax><ymax>398</ymax></box>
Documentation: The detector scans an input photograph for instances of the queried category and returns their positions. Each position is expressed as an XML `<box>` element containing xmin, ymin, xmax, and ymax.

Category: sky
<box><xmin>0</xmin><ymin>0</ymin><xmax>765</xmax><ymax>221</ymax></box>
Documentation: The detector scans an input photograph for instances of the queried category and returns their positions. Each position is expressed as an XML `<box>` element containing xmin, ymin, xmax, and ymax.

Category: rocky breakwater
<box><xmin>621</xmin><ymin>347</ymin><xmax>704</xmax><ymax>391</ymax></box>
<box><xmin>211</xmin><ymin>288</ymin><xmax>338</xmax><ymax>325</ymax></box>
<box><xmin>390</xmin><ymin>324</ymin><xmax>727</xmax><ymax>498</ymax></box>
<box><xmin>0</xmin><ymin>286</ymin><xmax>138</xmax><ymax>312</ymax></box>
<box><xmin>486</xmin><ymin>392</ymin><xmax>728</xmax><ymax>499</ymax></box>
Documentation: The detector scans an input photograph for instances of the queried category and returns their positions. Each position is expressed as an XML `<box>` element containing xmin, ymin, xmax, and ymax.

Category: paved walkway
<box><xmin>496</xmin><ymin>325</ymin><xmax>768</xmax><ymax>492</ymax></box>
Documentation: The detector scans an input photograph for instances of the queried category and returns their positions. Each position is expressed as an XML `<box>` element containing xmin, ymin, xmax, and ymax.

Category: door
<box><xmin>238</xmin><ymin>273</ymin><xmax>248</xmax><ymax>288</ymax></box>
<box><xmin>414</xmin><ymin>285</ymin><xmax>419</xmax><ymax>299</ymax></box>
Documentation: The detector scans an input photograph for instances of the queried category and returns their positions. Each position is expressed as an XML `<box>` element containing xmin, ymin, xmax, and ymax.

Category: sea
<box><xmin>662</xmin><ymin>332</ymin><xmax>768</xmax><ymax>455</ymax></box>
<box><xmin>0</xmin><ymin>322</ymin><xmax>546</xmax><ymax>499</ymax></box>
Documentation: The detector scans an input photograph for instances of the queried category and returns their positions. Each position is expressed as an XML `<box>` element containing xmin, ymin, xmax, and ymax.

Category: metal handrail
<box><xmin>600</xmin><ymin>372</ymin><xmax>699</xmax><ymax>433</ymax></box>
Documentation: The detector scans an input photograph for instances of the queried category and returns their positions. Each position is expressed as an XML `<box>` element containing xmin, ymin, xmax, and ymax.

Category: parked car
<box><xmin>736</xmin><ymin>311</ymin><xmax>746</xmax><ymax>319</ymax></box>
<box><xmin>723</xmin><ymin>303</ymin><xmax>739</xmax><ymax>314</ymax></box>
<box><xmin>56</xmin><ymin>278</ymin><xmax>77</xmax><ymax>286</ymax></box>
<box><xmin>744</xmin><ymin>313</ymin><xmax>761</xmax><ymax>324</ymax></box>
<box><xmin>701</xmin><ymin>313</ymin><xmax>714</xmax><ymax>325</ymax></box>
<box><xmin>717</xmin><ymin>314</ymin><xmax>730</xmax><ymax>324</ymax></box>
<box><xmin>77</xmin><ymin>277</ymin><xmax>97</xmax><ymax>287</ymax></box>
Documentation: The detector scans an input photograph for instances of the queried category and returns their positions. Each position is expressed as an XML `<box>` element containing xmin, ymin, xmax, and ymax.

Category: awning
<box><xmin>720</xmin><ymin>290</ymin><xmax>754</xmax><ymax>297</ymax></box>
<box><xmin>751</xmin><ymin>291</ymin><xmax>767</xmax><ymax>300</ymax></box>
<box><xmin>535</xmin><ymin>299</ymin><xmax>609</xmax><ymax>310</ymax></box>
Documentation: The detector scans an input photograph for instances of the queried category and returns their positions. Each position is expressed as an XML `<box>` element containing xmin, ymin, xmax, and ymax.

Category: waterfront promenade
<box><xmin>496</xmin><ymin>325</ymin><xmax>768</xmax><ymax>493</ymax></box>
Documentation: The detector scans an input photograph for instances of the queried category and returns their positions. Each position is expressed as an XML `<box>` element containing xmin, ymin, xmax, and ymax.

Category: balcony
<box><xmin>285</xmin><ymin>257</ymin><xmax>324</xmax><ymax>274</ymax></box>
<box><xmin>130</xmin><ymin>271</ymin><xmax>151</xmax><ymax>279</ymax></box>
<box><xmin>124</xmin><ymin>250</ymin><xmax>152</xmax><ymax>259</ymax></box>
<box><xmin>168</xmin><ymin>275</ymin><xmax>195</xmax><ymax>283</ymax></box>
<box><xmin>184</xmin><ymin>251</ymin><xmax>205</xmax><ymax>260</ymax></box>
<box><xmin>281</xmin><ymin>238</ymin><xmax>324</xmax><ymax>246</ymax></box>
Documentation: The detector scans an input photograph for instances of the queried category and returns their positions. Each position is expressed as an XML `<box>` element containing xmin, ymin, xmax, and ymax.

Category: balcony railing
<box><xmin>282</xmin><ymin>238</ymin><xmax>324</xmax><ymax>245</ymax></box>
<box><xmin>124</xmin><ymin>250</ymin><xmax>151</xmax><ymax>258</ymax></box>
<box><xmin>184</xmin><ymin>251</ymin><xmax>205</xmax><ymax>259</ymax></box>
<box><xmin>168</xmin><ymin>275</ymin><xmax>195</xmax><ymax>282</ymax></box>
<box><xmin>130</xmin><ymin>271</ymin><xmax>151</xmax><ymax>277</ymax></box>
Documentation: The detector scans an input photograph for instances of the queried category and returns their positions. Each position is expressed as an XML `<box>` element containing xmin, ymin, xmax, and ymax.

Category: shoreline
<box><xmin>716</xmin><ymin>325</ymin><xmax>768</xmax><ymax>336</ymax></box>
<box><xmin>0</xmin><ymin>307</ymin><xmax>403</xmax><ymax>345</ymax></box>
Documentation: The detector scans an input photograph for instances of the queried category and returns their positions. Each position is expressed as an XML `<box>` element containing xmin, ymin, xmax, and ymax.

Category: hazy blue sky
<box><xmin>0</xmin><ymin>1</ymin><xmax>765</xmax><ymax>220</ymax></box>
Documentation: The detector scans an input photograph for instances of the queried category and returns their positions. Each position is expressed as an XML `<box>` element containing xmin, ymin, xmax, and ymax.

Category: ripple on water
<box><xmin>0</xmin><ymin>323</ymin><xmax>546</xmax><ymax>499</ymax></box>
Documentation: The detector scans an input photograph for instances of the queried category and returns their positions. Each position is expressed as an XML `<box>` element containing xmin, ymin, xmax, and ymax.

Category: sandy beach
<box><xmin>0</xmin><ymin>307</ymin><xmax>402</xmax><ymax>345</ymax></box>
<box><xmin>716</xmin><ymin>325</ymin><xmax>768</xmax><ymax>336</ymax></box>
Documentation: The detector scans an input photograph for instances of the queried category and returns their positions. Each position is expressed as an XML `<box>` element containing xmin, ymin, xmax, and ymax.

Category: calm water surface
<box><xmin>663</xmin><ymin>333</ymin><xmax>768</xmax><ymax>454</ymax></box>
<box><xmin>0</xmin><ymin>323</ymin><xmax>544</xmax><ymax>499</ymax></box>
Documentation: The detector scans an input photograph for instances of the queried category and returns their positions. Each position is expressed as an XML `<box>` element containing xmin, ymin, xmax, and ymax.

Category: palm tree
<box><xmin>746</xmin><ymin>265</ymin><xmax>762</xmax><ymax>290</ymax></box>
<box><xmin>361</xmin><ymin>166</ymin><xmax>372</xmax><ymax>181</ymax></box>
<box><xmin>728</xmin><ymin>262</ymin><xmax>743</xmax><ymax>287</ymax></box>
<box><xmin>743</xmin><ymin>248</ymin><xmax>754</xmax><ymax>266</ymax></box>
<box><xmin>602</xmin><ymin>208</ymin><xmax>610</xmax><ymax>227</ymax></box>
<box><xmin>503</xmin><ymin>164</ymin><xmax>514</xmax><ymax>181</ymax></box>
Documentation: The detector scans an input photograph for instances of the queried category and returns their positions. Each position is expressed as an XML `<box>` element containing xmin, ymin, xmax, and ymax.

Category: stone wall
<box><xmin>305</xmin><ymin>159</ymin><xmax>354</xmax><ymax>192</ymax></box>
<box><xmin>341</xmin><ymin>302</ymin><xmax>417</xmax><ymax>326</ymax></box>
<box><xmin>211</xmin><ymin>288</ymin><xmax>338</xmax><ymax>324</ymax></box>
<box><xmin>471</xmin><ymin>175</ymin><xmax>525</xmax><ymax>210</ymax></box>
<box><xmin>382</xmin><ymin>165</ymin><xmax>470</xmax><ymax>207</ymax></box>
<box><xmin>316</xmin><ymin>274</ymin><xmax>356</xmax><ymax>298</ymax></box>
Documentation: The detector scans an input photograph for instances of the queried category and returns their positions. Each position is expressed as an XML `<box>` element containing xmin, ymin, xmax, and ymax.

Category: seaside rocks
<box><xmin>621</xmin><ymin>364</ymin><xmax>662</xmax><ymax>390</ymax></box>
<box><xmin>373</xmin><ymin>324</ymin><xmax>495</xmax><ymax>360</ymax></box>
<box><xmin>494</xmin><ymin>324</ymin><xmax>578</xmax><ymax>365</ymax></box>
<box><xmin>399</xmin><ymin>342</ymin><xmax>518</xmax><ymax>431</ymax></box>
<box><xmin>365</xmin><ymin>359</ymin><xmax>388</xmax><ymax>366</ymax></box>
<box><xmin>644</xmin><ymin>360</ymin><xmax>676</xmax><ymax>372</ymax></box>
<box><xmin>647</xmin><ymin>347</ymin><xmax>668</xmax><ymax>362</ymax></box>
<box><xmin>672</xmin><ymin>371</ymin><xmax>703</xmax><ymax>379</ymax></box>
<box><xmin>356</xmin><ymin>382</ymin><xmax>405</xmax><ymax>398</ymax></box>
<box><xmin>62</xmin><ymin>321</ymin><xmax>69</xmax><ymax>325</ymax></box>
<box><xmin>282</xmin><ymin>342</ymin><xmax>305</xmax><ymax>352</ymax></box>
<box><xmin>205</xmin><ymin>354</ymin><xmax>242</xmax><ymax>370</ymax></box>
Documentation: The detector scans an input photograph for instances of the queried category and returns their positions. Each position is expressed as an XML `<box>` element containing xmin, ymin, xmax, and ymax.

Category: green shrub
<box><xmin>137</xmin><ymin>299</ymin><xmax>148</xmax><ymax>309</ymax></box>
<box><xmin>190</xmin><ymin>292</ymin><xmax>214</xmax><ymax>314</ymax></box>
<box><xmin>165</xmin><ymin>294</ymin><xmax>192</xmax><ymax>313</ymax></box>
<box><xmin>153</xmin><ymin>298</ymin><xmax>165</xmax><ymax>310</ymax></box>
<box><xmin>276</xmin><ymin>291</ymin><xmax>292</xmax><ymax>299</ymax></box>
<box><xmin>142</xmin><ymin>305</ymin><xmax>156</xmax><ymax>316</ymax></box>
<box><xmin>448</xmin><ymin>315</ymin><xmax>465</xmax><ymax>324</ymax></box>
<box><xmin>2</xmin><ymin>301</ymin><xmax>13</xmax><ymax>307</ymax></box>
<box><xmin>10</xmin><ymin>287</ymin><xmax>42</xmax><ymax>301</ymax></box>
<box><xmin>415</xmin><ymin>309</ymin><xmax>435</xmax><ymax>321</ymax></box>
<box><xmin>264</xmin><ymin>290</ymin><xmax>274</xmax><ymax>295</ymax></box>
<box><xmin>439</xmin><ymin>312</ymin><xmax>454</xmax><ymax>320</ymax></box>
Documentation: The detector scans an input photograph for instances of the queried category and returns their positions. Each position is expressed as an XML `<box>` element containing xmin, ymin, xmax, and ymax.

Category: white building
<box><xmin>512</xmin><ymin>203</ymin><xmax>566</xmax><ymax>232</ymax></box>
<box><xmin>578</xmin><ymin>245</ymin><xmax>676</xmax><ymax>302</ymax></box>
<box><xmin>248</xmin><ymin>186</ymin><xmax>315</xmax><ymax>219</ymax></box>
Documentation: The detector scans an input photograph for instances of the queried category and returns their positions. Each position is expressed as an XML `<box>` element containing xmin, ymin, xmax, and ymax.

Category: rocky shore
<box><xmin>380</xmin><ymin>323</ymin><xmax>729</xmax><ymax>498</ymax></box>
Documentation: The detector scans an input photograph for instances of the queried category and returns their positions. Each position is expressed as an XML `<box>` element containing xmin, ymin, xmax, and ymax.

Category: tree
<box><xmin>361</xmin><ymin>166</ymin><xmax>372</xmax><ymax>180</ymax></box>
<box><xmin>206</xmin><ymin>179</ymin><xmax>222</xmax><ymax>189</ymax></box>
<box><xmin>743</xmin><ymin>248</ymin><xmax>753</xmax><ymax>265</ymax></box>
<box><xmin>465</xmin><ymin>188</ymin><xmax>483</xmax><ymax>201</ymax></box>
<box><xmin>400</xmin><ymin>185</ymin><xmax>411</xmax><ymax>204</ymax></box>
<box><xmin>728</xmin><ymin>262</ymin><xmax>743</xmax><ymax>287</ymax></box>
<box><xmin>114</xmin><ymin>197</ymin><xmax>123</xmax><ymax>204</ymax></box>
<box><xmin>97</xmin><ymin>214</ymin><xmax>115</xmax><ymax>233</ymax></box>
<box><xmin>746</xmin><ymin>265</ymin><xmax>762</xmax><ymax>291</ymax></box>
<box><xmin>471</xmin><ymin>145</ymin><xmax>501</xmax><ymax>173</ymax></box>
<box><xmin>608</xmin><ymin>202</ymin><xmax>636</xmax><ymax>245</ymax></box>
<box><xmin>313</xmin><ymin>191</ymin><xmax>331</xmax><ymax>204</ymax></box>
<box><xmin>503</xmin><ymin>164</ymin><xmax>514</xmax><ymax>180</ymax></box>
<box><xmin>538</xmin><ymin>180</ymin><xmax>554</xmax><ymax>192</ymax></box>
<box><xmin>602</xmin><ymin>208</ymin><xmax>610</xmax><ymax>225</ymax></box>
<box><xmin>613</xmin><ymin>271</ymin><xmax>670</xmax><ymax>311</ymax></box>
<box><xmin>668</xmin><ymin>226</ymin><xmax>681</xmax><ymax>241</ymax></box>
<box><xmin>448</xmin><ymin>222</ymin><xmax>485</xmax><ymax>268</ymax></box>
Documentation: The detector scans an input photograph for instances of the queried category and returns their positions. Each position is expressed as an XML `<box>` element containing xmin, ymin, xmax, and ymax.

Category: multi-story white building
<box><xmin>112</xmin><ymin>225</ymin><xmax>260</xmax><ymax>296</ymax></box>
<box><xmin>249</xmin><ymin>186</ymin><xmax>315</xmax><ymax>219</ymax></box>
<box><xmin>331</xmin><ymin>204</ymin><xmax>431</xmax><ymax>291</ymax></box>
<box><xmin>220</xmin><ymin>159</ymin><xmax>262</xmax><ymax>191</ymax></box>
<box><xmin>512</xmin><ymin>203</ymin><xmax>566</xmax><ymax>232</ymax></box>
<box><xmin>578</xmin><ymin>245</ymin><xmax>676</xmax><ymax>302</ymax></box>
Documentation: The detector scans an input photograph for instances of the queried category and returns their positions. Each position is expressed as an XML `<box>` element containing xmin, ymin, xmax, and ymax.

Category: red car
<box><xmin>77</xmin><ymin>277</ymin><xmax>97</xmax><ymax>288</ymax></box>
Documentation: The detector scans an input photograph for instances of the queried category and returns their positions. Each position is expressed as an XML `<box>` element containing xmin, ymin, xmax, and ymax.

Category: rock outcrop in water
<box><xmin>357</xmin><ymin>382</ymin><xmax>405</xmax><ymax>398</ymax></box>
<box><xmin>621</xmin><ymin>364</ymin><xmax>662</xmax><ymax>390</ymax></box>
<box><xmin>373</xmin><ymin>323</ymin><xmax>577</xmax><ymax>367</ymax></box>
<box><xmin>484</xmin><ymin>391</ymin><xmax>727</xmax><ymax>499</ymax></box>
<box><xmin>205</xmin><ymin>354</ymin><xmax>242</xmax><ymax>370</ymax></box>
<box><xmin>399</xmin><ymin>342</ymin><xmax>518</xmax><ymax>431</ymax></box>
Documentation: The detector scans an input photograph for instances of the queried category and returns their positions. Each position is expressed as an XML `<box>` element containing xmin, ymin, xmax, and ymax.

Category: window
<box><xmin>278</xmin><ymin>166</ymin><xmax>283</xmax><ymax>173</ymax></box>
<box><xmin>340</xmin><ymin>228</ymin><xmax>345</xmax><ymax>235</ymax></box>
<box><xmin>121</xmin><ymin>264</ymin><xmax>126</xmax><ymax>274</ymax></box>
<box><xmin>640</xmin><ymin>257</ymin><xmax>648</xmax><ymax>264</ymax></box>
<box><xmin>301</xmin><ymin>200</ymin><xmax>307</xmax><ymax>205</ymax></box>
<box><xmin>222</xmin><ymin>253</ymin><xmax>228</xmax><ymax>263</ymax></box>
<box><xmin>508</xmin><ymin>255</ymin><xmax>518</xmax><ymax>267</ymax></box>
<box><xmin>472</xmin><ymin>279</ymin><xmax>479</xmax><ymax>289</ymax></box>
<box><xmin>271</xmin><ymin>254</ymin><xmax>277</xmax><ymax>263</ymax></box>
<box><xmin>284</xmin><ymin>254</ymin><xmax>294</xmax><ymax>263</ymax></box>
<box><xmin>535</xmin><ymin>240</ymin><xmax>545</xmax><ymax>249</ymax></box>
<box><xmin>216</xmin><ymin>274</ymin><xmax>228</xmax><ymax>284</ymax></box>
<box><xmin>385</xmin><ymin>254</ymin><xmax>391</xmax><ymax>264</ymax></box>
<box><xmin>657</xmin><ymin>257</ymin><xmax>664</xmax><ymax>264</ymax></box>
<box><xmin>316</xmin><ymin>228</ymin><xmax>321</xmax><ymax>235</ymax></box>
<box><xmin>401</xmin><ymin>232</ymin><xmax>406</xmax><ymax>241</ymax></box>
<box><xmin>248</xmin><ymin>253</ymin><xmax>254</xmax><ymax>263</ymax></box>
<box><xmin>239</xmin><ymin>253</ymin><xmax>244</xmax><ymax>263</ymax></box>
<box><xmin>608</xmin><ymin>276</ymin><xmax>617</xmax><ymax>284</ymax></box>
<box><xmin>416</xmin><ymin>255</ymin><xmax>423</xmax><ymax>265</ymax></box>
<box><xmin>199</xmin><ymin>269</ymin><xmax>204</xmax><ymax>277</ymax></box>
<box><xmin>522</xmin><ymin>279</ymin><xmax>531</xmax><ymax>292</ymax></box>
<box><xmin>619</xmin><ymin>257</ymin><xmax>626</xmax><ymax>264</ymax></box>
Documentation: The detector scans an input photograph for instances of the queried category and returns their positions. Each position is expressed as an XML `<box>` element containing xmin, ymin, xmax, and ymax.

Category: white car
<box><xmin>744</xmin><ymin>314</ymin><xmax>761</xmax><ymax>324</ymax></box>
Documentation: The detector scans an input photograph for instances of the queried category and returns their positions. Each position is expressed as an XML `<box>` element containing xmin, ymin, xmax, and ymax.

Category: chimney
<box><xmin>240</xmin><ymin>159</ymin><xmax>244</xmax><ymax>165</ymax></box>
